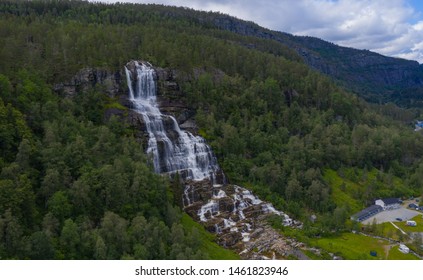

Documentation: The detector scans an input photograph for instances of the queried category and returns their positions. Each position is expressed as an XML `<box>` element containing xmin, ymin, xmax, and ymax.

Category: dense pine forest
<box><xmin>0</xmin><ymin>0</ymin><xmax>423</xmax><ymax>259</ymax></box>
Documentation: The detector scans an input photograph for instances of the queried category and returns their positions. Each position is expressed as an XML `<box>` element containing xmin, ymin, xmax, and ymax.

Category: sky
<box><xmin>93</xmin><ymin>0</ymin><xmax>423</xmax><ymax>63</ymax></box>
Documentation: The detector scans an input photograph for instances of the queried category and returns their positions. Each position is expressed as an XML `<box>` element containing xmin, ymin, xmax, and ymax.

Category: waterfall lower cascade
<box><xmin>125</xmin><ymin>61</ymin><xmax>300</xmax><ymax>259</ymax></box>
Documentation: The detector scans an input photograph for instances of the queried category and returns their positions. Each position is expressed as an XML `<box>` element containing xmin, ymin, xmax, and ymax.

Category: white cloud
<box><xmin>91</xmin><ymin>0</ymin><xmax>423</xmax><ymax>63</ymax></box>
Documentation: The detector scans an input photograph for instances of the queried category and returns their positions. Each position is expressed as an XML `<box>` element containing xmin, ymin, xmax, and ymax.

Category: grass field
<box><xmin>375</xmin><ymin>222</ymin><xmax>402</xmax><ymax>240</ymax></box>
<box><xmin>387</xmin><ymin>245</ymin><xmax>421</xmax><ymax>260</ymax></box>
<box><xmin>393</xmin><ymin>214</ymin><xmax>423</xmax><ymax>232</ymax></box>
<box><xmin>323</xmin><ymin>169</ymin><xmax>363</xmax><ymax>213</ymax></box>
<box><xmin>310</xmin><ymin>233</ymin><xmax>388</xmax><ymax>259</ymax></box>
<box><xmin>309</xmin><ymin>232</ymin><xmax>421</xmax><ymax>260</ymax></box>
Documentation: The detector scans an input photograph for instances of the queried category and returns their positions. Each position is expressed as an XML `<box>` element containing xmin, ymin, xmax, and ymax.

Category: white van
<box><xmin>399</xmin><ymin>244</ymin><xmax>409</xmax><ymax>254</ymax></box>
<box><xmin>406</xmin><ymin>220</ymin><xmax>417</xmax><ymax>226</ymax></box>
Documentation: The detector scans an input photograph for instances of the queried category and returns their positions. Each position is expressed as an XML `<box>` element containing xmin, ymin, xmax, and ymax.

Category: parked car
<box><xmin>409</xmin><ymin>203</ymin><xmax>418</xmax><ymax>209</ymax></box>
<box><xmin>396</xmin><ymin>218</ymin><xmax>403</xmax><ymax>221</ymax></box>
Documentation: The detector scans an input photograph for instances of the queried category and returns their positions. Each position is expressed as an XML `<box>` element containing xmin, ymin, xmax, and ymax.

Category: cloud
<box><xmin>92</xmin><ymin>0</ymin><xmax>423</xmax><ymax>63</ymax></box>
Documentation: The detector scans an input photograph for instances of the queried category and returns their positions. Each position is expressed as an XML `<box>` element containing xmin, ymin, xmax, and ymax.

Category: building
<box><xmin>351</xmin><ymin>205</ymin><xmax>383</xmax><ymax>222</ymax></box>
<box><xmin>351</xmin><ymin>197</ymin><xmax>402</xmax><ymax>223</ymax></box>
<box><xmin>375</xmin><ymin>198</ymin><xmax>401</xmax><ymax>210</ymax></box>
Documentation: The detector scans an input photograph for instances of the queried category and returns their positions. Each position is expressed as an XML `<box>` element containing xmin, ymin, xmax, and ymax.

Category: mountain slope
<box><xmin>0</xmin><ymin>0</ymin><xmax>423</xmax><ymax>260</ymax></box>
<box><xmin>2</xmin><ymin>0</ymin><xmax>422</xmax><ymax>108</ymax></box>
<box><xmin>208</xmin><ymin>15</ymin><xmax>423</xmax><ymax>106</ymax></box>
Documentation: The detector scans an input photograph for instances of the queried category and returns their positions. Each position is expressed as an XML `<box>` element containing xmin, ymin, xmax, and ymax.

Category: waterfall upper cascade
<box><xmin>125</xmin><ymin>61</ymin><xmax>299</xmax><ymax>259</ymax></box>
<box><xmin>125</xmin><ymin>61</ymin><xmax>220</xmax><ymax>181</ymax></box>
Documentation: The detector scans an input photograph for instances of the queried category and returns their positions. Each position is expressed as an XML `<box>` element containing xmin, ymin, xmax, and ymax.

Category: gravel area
<box><xmin>362</xmin><ymin>208</ymin><xmax>420</xmax><ymax>225</ymax></box>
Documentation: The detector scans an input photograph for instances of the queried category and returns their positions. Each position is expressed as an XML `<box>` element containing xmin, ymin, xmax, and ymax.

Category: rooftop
<box><xmin>380</xmin><ymin>198</ymin><xmax>401</xmax><ymax>205</ymax></box>
<box><xmin>351</xmin><ymin>205</ymin><xmax>383</xmax><ymax>221</ymax></box>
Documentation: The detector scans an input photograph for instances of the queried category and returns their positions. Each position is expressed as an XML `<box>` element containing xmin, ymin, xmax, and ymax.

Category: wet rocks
<box><xmin>182</xmin><ymin>181</ymin><xmax>303</xmax><ymax>259</ymax></box>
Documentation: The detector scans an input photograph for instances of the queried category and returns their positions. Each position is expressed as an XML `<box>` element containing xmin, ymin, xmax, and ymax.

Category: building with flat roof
<box><xmin>351</xmin><ymin>205</ymin><xmax>383</xmax><ymax>222</ymax></box>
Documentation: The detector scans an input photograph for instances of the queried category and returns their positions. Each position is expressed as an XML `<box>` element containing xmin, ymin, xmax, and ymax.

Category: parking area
<box><xmin>362</xmin><ymin>208</ymin><xmax>420</xmax><ymax>225</ymax></box>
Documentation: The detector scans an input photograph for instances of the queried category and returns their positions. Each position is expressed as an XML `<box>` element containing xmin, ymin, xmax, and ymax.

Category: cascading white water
<box><xmin>125</xmin><ymin>61</ymin><xmax>220</xmax><ymax>181</ymax></box>
<box><xmin>125</xmin><ymin>61</ymin><xmax>298</xmax><ymax>255</ymax></box>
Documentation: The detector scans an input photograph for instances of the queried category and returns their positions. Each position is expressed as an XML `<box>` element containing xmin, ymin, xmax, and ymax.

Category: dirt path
<box><xmin>390</xmin><ymin>221</ymin><xmax>407</xmax><ymax>235</ymax></box>
<box><xmin>383</xmin><ymin>244</ymin><xmax>393</xmax><ymax>259</ymax></box>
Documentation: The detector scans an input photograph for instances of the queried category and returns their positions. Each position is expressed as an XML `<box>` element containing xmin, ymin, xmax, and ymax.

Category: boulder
<box><xmin>219</xmin><ymin>231</ymin><xmax>242</xmax><ymax>247</ymax></box>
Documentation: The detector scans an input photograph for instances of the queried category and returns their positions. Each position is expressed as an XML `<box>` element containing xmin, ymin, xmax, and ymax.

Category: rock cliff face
<box><xmin>155</xmin><ymin>68</ymin><xmax>198</xmax><ymax>133</ymax></box>
<box><xmin>54</xmin><ymin>67</ymin><xmax>124</xmax><ymax>98</ymax></box>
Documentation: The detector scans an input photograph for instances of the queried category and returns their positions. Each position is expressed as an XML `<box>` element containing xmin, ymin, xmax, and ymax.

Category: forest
<box><xmin>0</xmin><ymin>0</ymin><xmax>423</xmax><ymax>259</ymax></box>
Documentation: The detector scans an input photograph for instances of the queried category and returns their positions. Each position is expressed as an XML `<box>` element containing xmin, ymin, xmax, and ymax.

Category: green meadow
<box><xmin>393</xmin><ymin>215</ymin><xmax>423</xmax><ymax>233</ymax></box>
<box><xmin>309</xmin><ymin>232</ymin><xmax>420</xmax><ymax>260</ymax></box>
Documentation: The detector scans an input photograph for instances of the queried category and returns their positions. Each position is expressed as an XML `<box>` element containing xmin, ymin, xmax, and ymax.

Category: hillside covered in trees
<box><xmin>0</xmin><ymin>0</ymin><xmax>423</xmax><ymax>259</ymax></box>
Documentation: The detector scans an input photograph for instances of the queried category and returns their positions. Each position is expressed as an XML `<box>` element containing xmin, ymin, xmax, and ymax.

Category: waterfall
<box><xmin>125</xmin><ymin>61</ymin><xmax>220</xmax><ymax>181</ymax></box>
<box><xmin>125</xmin><ymin>60</ymin><xmax>298</xmax><ymax>258</ymax></box>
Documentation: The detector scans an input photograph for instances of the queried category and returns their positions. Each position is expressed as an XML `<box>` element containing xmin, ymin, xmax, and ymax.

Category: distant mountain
<box><xmin>204</xmin><ymin>14</ymin><xmax>423</xmax><ymax>107</ymax></box>
<box><xmin>120</xmin><ymin>5</ymin><xmax>423</xmax><ymax>106</ymax></box>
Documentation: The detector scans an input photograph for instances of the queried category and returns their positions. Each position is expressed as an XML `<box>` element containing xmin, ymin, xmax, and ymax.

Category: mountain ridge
<box><xmin>2</xmin><ymin>0</ymin><xmax>422</xmax><ymax>108</ymax></box>
<box><xmin>194</xmin><ymin>12</ymin><xmax>423</xmax><ymax>106</ymax></box>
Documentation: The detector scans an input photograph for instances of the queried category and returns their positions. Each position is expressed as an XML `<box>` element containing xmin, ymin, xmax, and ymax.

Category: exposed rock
<box><xmin>250</xmin><ymin>227</ymin><xmax>264</xmax><ymax>239</ymax></box>
<box><xmin>154</xmin><ymin>67</ymin><xmax>197</xmax><ymax>131</ymax></box>
<box><xmin>181</xmin><ymin>180</ymin><xmax>307</xmax><ymax>259</ymax></box>
<box><xmin>54</xmin><ymin>68</ymin><xmax>123</xmax><ymax>97</ymax></box>
<box><xmin>179</xmin><ymin>119</ymin><xmax>197</xmax><ymax>131</ymax></box>
<box><xmin>238</xmin><ymin>222</ymin><xmax>295</xmax><ymax>259</ymax></box>
<box><xmin>219</xmin><ymin>231</ymin><xmax>242</xmax><ymax>247</ymax></box>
